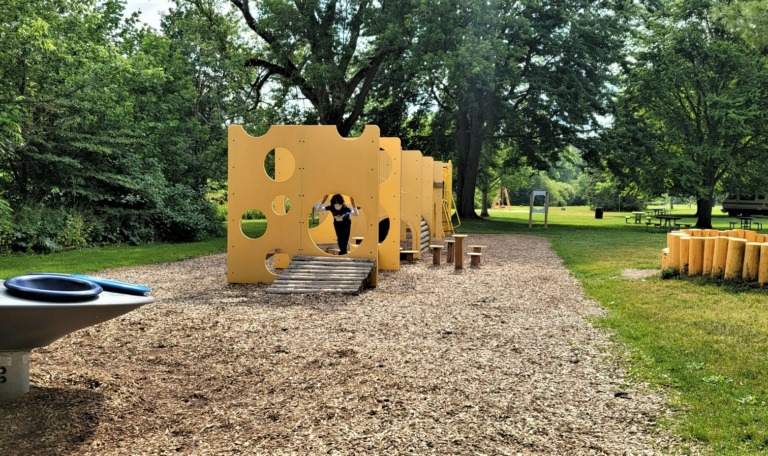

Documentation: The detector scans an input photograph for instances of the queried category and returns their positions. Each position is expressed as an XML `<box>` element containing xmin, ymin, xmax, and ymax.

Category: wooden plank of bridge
<box><xmin>266</xmin><ymin>255</ymin><xmax>376</xmax><ymax>294</ymax></box>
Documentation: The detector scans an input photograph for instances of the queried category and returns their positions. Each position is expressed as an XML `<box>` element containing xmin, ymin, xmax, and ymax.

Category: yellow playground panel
<box><xmin>432</xmin><ymin>160</ymin><xmax>445</xmax><ymax>241</ymax></box>
<box><xmin>376</xmin><ymin>138</ymin><xmax>402</xmax><ymax>271</ymax></box>
<box><xmin>420</xmin><ymin>155</ymin><xmax>435</xmax><ymax>245</ymax></box>
<box><xmin>227</xmin><ymin>125</ymin><xmax>380</xmax><ymax>284</ymax></box>
<box><xmin>400</xmin><ymin>150</ymin><xmax>424</xmax><ymax>255</ymax></box>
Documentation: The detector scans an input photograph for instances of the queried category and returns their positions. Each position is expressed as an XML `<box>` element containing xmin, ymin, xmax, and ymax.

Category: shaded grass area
<box><xmin>461</xmin><ymin>207</ymin><xmax>768</xmax><ymax>454</ymax></box>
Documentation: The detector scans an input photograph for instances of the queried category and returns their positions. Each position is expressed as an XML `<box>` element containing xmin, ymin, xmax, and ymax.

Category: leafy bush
<box><xmin>153</xmin><ymin>184</ymin><xmax>224</xmax><ymax>243</ymax></box>
<box><xmin>0</xmin><ymin>198</ymin><xmax>13</xmax><ymax>252</ymax></box>
<box><xmin>242</xmin><ymin>209</ymin><xmax>265</xmax><ymax>220</ymax></box>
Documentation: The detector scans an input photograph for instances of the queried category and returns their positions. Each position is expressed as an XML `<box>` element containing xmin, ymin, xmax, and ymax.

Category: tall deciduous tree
<box><xmin>413</xmin><ymin>0</ymin><xmax>631</xmax><ymax>218</ymax></box>
<box><xmin>228</xmin><ymin>0</ymin><xmax>416</xmax><ymax>136</ymax></box>
<box><xmin>601</xmin><ymin>0</ymin><xmax>768</xmax><ymax>228</ymax></box>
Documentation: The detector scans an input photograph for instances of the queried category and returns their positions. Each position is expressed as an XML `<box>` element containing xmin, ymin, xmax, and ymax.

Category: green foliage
<box><xmin>598</xmin><ymin>0</ymin><xmax>768</xmax><ymax>227</ymax></box>
<box><xmin>406</xmin><ymin>0</ymin><xmax>633</xmax><ymax>217</ymax></box>
<box><xmin>241</xmin><ymin>209</ymin><xmax>265</xmax><ymax>220</ymax></box>
<box><xmin>228</xmin><ymin>0</ymin><xmax>416</xmax><ymax>136</ymax></box>
<box><xmin>585</xmin><ymin>170</ymin><xmax>644</xmax><ymax>211</ymax></box>
<box><xmin>153</xmin><ymin>184</ymin><xmax>224</xmax><ymax>243</ymax></box>
<box><xmin>0</xmin><ymin>198</ymin><xmax>12</xmax><ymax>252</ymax></box>
<box><xmin>8</xmin><ymin>206</ymin><xmax>90</xmax><ymax>254</ymax></box>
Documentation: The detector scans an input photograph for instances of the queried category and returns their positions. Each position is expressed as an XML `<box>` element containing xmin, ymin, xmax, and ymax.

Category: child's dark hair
<box><xmin>330</xmin><ymin>194</ymin><xmax>345</xmax><ymax>206</ymax></box>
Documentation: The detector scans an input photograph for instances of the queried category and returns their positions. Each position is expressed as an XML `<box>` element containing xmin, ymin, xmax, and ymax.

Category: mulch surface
<box><xmin>0</xmin><ymin>234</ymin><xmax>691</xmax><ymax>455</ymax></box>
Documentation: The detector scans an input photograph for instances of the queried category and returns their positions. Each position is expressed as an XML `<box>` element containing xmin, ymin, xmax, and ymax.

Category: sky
<box><xmin>123</xmin><ymin>0</ymin><xmax>174</xmax><ymax>29</ymax></box>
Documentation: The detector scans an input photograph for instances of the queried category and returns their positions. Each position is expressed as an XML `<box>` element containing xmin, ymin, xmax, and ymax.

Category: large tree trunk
<box><xmin>695</xmin><ymin>197</ymin><xmax>713</xmax><ymax>229</ymax></box>
<box><xmin>455</xmin><ymin>91</ymin><xmax>488</xmax><ymax>219</ymax></box>
<box><xmin>480</xmin><ymin>187</ymin><xmax>489</xmax><ymax>217</ymax></box>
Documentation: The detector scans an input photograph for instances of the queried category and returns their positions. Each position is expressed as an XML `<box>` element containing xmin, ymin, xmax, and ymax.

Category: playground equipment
<box><xmin>493</xmin><ymin>187</ymin><xmax>513</xmax><ymax>208</ymax></box>
<box><xmin>528</xmin><ymin>190</ymin><xmax>549</xmax><ymax>229</ymax></box>
<box><xmin>227</xmin><ymin>125</ymin><xmax>453</xmax><ymax>289</ymax></box>
<box><xmin>662</xmin><ymin>229</ymin><xmax>768</xmax><ymax>285</ymax></box>
<box><xmin>0</xmin><ymin>274</ymin><xmax>153</xmax><ymax>400</ymax></box>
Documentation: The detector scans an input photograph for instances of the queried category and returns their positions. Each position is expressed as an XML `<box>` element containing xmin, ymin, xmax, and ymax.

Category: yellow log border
<box><xmin>724</xmin><ymin>238</ymin><xmax>747</xmax><ymax>281</ymax></box>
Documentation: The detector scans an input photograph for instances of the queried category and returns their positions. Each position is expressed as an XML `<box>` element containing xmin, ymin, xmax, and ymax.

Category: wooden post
<box><xmin>679</xmin><ymin>236</ymin><xmax>691</xmax><ymax>275</ymax></box>
<box><xmin>469</xmin><ymin>252</ymin><xmax>482</xmax><ymax>267</ymax></box>
<box><xmin>743</xmin><ymin>242</ymin><xmax>761</xmax><ymax>282</ymax></box>
<box><xmin>711</xmin><ymin>236</ymin><xmax>730</xmax><ymax>278</ymax></box>
<box><xmin>759</xmin><ymin>244</ymin><xmax>768</xmax><ymax>286</ymax></box>
<box><xmin>430</xmin><ymin>245</ymin><xmax>443</xmax><ymax>266</ymax></box>
<box><xmin>667</xmin><ymin>232</ymin><xmax>686</xmax><ymax>272</ymax></box>
<box><xmin>702</xmin><ymin>237</ymin><xmax>716</xmax><ymax>275</ymax></box>
<box><xmin>745</xmin><ymin>230</ymin><xmax>758</xmax><ymax>242</ymax></box>
<box><xmin>445</xmin><ymin>239</ymin><xmax>455</xmax><ymax>263</ymax></box>
<box><xmin>724</xmin><ymin>238</ymin><xmax>747</xmax><ymax>280</ymax></box>
<box><xmin>453</xmin><ymin>234</ymin><xmax>467</xmax><ymax>270</ymax></box>
<box><xmin>688</xmin><ymin>237</ymin><xmax>705</xmax><ymax>276</ymax></box>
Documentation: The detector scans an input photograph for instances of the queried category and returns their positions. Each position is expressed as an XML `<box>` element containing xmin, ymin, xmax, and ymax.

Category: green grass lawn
<box><xmin>2</xmin><ymin>206</ymin><xmax>767</xmax><ymax>454</ymax></box>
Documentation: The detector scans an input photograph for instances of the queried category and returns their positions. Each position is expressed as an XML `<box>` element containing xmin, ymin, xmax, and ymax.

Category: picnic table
<box><xmin>655</xmin><ymin>215</ymin><xmax>681</xmax><ymax>232</ymax></box>
<box><xmin>631</xmin><ymin>211</ymin><xmax>644</xmax><ymax>224</ymax></box>
<box><xmin>647</xmin><ymin>208</ymin><xmax>667</xmax><ymax>216</ymax></box>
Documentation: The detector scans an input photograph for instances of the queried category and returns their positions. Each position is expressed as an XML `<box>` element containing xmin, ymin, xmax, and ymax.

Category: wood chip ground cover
<box><xmin>0</xmin><ymin>234</ymin><xmax>692</xmax><ymax>455</ymax></box>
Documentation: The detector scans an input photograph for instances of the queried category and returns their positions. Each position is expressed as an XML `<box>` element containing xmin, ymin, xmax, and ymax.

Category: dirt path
<box><xmin>0</xmin><ymin>234</ymin><xmax>689</xmax><ymax>455</ymax></box>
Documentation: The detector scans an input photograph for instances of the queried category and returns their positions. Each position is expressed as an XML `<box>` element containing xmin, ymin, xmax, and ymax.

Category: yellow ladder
<box><xmin>442</xmin><ymin>198</ymin><xmax>459</xmax><ymax>235</ymax></box>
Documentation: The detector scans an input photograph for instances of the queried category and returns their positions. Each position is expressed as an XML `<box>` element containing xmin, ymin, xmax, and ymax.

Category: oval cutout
<box><xmin>264</xmin><ymin>147</ymin><xmax>295</xmax><ymax>182</ymax></box>
<box><xmin>241</xmin><ymin>209</ymin><xmax>267</xmax><ymax>239</ymax></box>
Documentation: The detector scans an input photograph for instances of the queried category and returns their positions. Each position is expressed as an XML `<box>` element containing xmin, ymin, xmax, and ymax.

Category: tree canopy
<box><xmin>3</xmin><ymin>0</ymin><xmax>768</xmax><ymax>251</ymax></box>
<box><xmin>598</xmin><ymin>0</ymin><xmax>768</xmax><ymax>228</ymax></box>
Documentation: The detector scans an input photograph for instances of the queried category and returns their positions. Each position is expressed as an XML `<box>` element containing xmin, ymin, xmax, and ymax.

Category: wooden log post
<box><xmin>468</xmin><ymin>252</ymin><xmax>482</xmax><ymax>267</ymax></box>
<box><xmin>703</xmin><ymin>237</ymin><xmax>716</xmax><ymax>275</ymax></box>
<box><xmin>453</xmin><ymin>235</ymin><xmax>467</xmax><ymax>270</ymax></box>
<box><xmin>445</xmin><ymin>239</ymin><xmax>455</xmax><ymax>263</ymax></box>
<box><xmin>743</xmin><ymin>242</ymin><xmax>761</xmax><ymax>282</ymax></box>
<box><xmin>688</xmin><ymin>237</ymin><xmax>705</xmax><ymax>276</ymax></box>
<box><xmin>667</xmin><ymin>232</ymin><xmax>686</xmax><ymax>272</ymax></box>
<box><xmin>679</xmin><ymin>236</ymin><xmax>691</xmax><ymax>275</ymax></box>
<box><xmin>430</xmin><ymin>245</ymin><xmax>443</xmax><ymax>266</ymax></box>
<box><xmin>745</xmin><ymin>230</ymin><xmax>758</xmax><ymax>242</ymax></box>
<box><xmin>711</xmin><ymin>236</ymin><xmax>730</xmax><ymax>278</ymax></box>
<box><xmin>724</xmin><ymin>238</ymin><xmax>747</xmax><ymax>280</ymax></box>
<box><xmin>759</xmin><ymin>244</ymin><xmax>768</xmax><ymax>286</ymax></box>
<box><xmin>661</xmin><ymin>248</ymin><xmax>670</xmax><ymax>269</ymax></box>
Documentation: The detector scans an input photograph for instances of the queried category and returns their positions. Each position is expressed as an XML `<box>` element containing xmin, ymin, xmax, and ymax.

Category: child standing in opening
<box><xmin>314</xmin><ymin>194</ymin><xmax>359</xmax><ymax>254</ymax></box>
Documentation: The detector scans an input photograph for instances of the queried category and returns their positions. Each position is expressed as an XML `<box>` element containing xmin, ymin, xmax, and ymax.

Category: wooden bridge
<box><xmin>266</xmin><ymin>256</ymin><xmax>377</xmax><ymax>294</ymax></box>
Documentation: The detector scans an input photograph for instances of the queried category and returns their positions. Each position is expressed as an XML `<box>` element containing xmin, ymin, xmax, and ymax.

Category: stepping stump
<box><xmin>445</xmin><ymin>239</ymin><xmax>456</xmax><ymax>263</ymax></box>
<box><xmin>400</xmin><ymin>250</ymin><xmax>419</xmax><ymax>261</ymax></box>
<box><xmin>453</xmin><ymin>234</ymin><xmax>468</xmax><ymax>270</ymax></box>
<box><xmin>430</xmin><ymin>244</ymin><xmax>443</xmax><ymax>265</ymax></box>
<box><xmin>468</xmin><ymin>252</ymin><xmax>482</xmax><ymax>267</ymax></box>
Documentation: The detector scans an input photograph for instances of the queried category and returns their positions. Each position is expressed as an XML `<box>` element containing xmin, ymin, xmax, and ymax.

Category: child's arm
<box><xmin>314</xmin><ymin>195</ymin><xmax>329</xmax><ymax>211</ymax></box>
<box><xmin>349</xmin><ymin>197</ymin><xmax>359</xmax><ymax>216</ymax></box>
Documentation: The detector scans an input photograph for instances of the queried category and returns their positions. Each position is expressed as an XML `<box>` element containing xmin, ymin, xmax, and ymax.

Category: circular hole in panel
<box><xmin>264</xmin><ymin>147</ymin><xmax>295</xmax><ymax>182</ymax></box>
<box><xmin>378</xmin><ymin>215</ymin><xmax>391</xmax><ymax>244</ymax></box>
<box><xmin>272</xmin><ymin>195</ymin><xmax>291</xmax><ymax>215</ymax></box>
<box><xmin>307</xmin><ymin>194</ymin><xmax>364</xmax><ymax>256</ymax></box>
<box><xmin>379</xmin><ymin>148</ymin><xmax>392</xmax><ymax>182</ymax></box>
<box><xmin>400</xmin><ymin>220</ymin><xmax>418</xmax><ymax>251</ymax></box>
<box><xmin>241</xmin><ymin>208</ymin><xmax>267</xmax><ymax>240</ymax></box>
